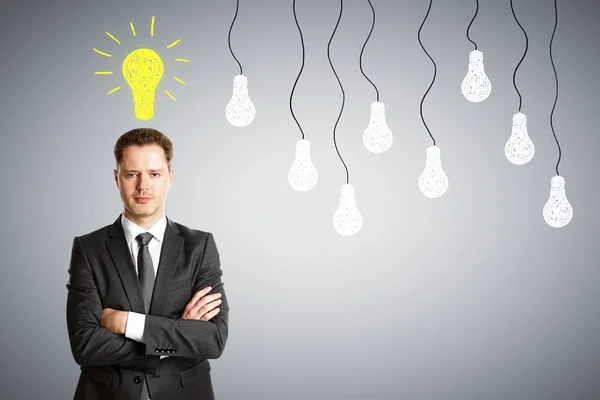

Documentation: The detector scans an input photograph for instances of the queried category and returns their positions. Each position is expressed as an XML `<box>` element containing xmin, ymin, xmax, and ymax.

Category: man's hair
<box><xmin>114</xmin><ymin>128</ymin><xmax>174</xmax><ymax>170</ymax></box>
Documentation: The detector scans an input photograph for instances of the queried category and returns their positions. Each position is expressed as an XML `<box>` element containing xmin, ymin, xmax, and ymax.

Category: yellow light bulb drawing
<box><xmin>93</xmin><ymin>16</ymin><xmax>189</xmax><ymax>121</ymax></box>
<box><xmin>122</xmin><ymin>48</ymin><xmax>164</xmax><ymax>121</ymax></box>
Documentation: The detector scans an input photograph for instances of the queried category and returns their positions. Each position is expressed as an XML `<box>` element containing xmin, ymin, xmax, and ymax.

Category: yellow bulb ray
<box><xmin>166</xmin><ymin>39</ymin><xmax>180</xmax><ymax>49</ymax></box>
<box><xmin>93</xmin><ymin>48</ymin><xmax>112</xmax><ymax>57</ymax></box>
<box><xmin>95</xmin><ymin>71</ymin><xmax>113</xmax><ymax>75</ymax></box>
<box><xmin>107</xmin><ymin>86</ymin><xmax>121</xmax><ymax>95</ymax></box>
<box><xmin>174</xmin><ymin>76</ymin><xmax>186</xmax><ymax>84</ymax></box>
<box><xmin>174</xmin><ymin>58</ymin><xmax>189</xmax><ymax>62</ymax></box>
<box><xmin>130</xmin><ymin>22</ymin><xmax>136</xmax><ymax>36</ymax></box>
<box><xmin>105</xmin><ymin>31</ymin><xmax>121</xmax><ymax>44</ymax></box>
<box><xmin>151</xmin><ymin>16</ymin><xmax>155</xmax><ymax>36</ymax></box>
<box><xmin>165</xmin><ymin>90</ymin><xmax>176</xmax><ymax>100</ymax></box>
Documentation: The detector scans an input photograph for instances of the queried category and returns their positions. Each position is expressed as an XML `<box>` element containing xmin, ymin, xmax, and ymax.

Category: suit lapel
<box><xmin>106</xmin><ymin>216</ymin><xmax>145</xmax><ymax>314</ymax></box>
<box><xmin>106</xmin><ymin>215</ymin><xmax>184</xmax><ymax>316</ymax></box>
<box><xmin>150</xmin><ymin>217</ymin><xmax>184</xmax><ymax>316</ymax></box>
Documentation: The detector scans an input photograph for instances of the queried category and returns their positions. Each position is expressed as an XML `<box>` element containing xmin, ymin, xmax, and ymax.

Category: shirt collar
<box><xmin>121</xmin><ymin>213</ymin><xmax>167</xmax><ymax>245</ymax></box>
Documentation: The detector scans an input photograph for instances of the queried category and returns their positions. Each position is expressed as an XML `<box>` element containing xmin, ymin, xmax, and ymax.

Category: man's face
<box><xmin>114</xmin><ymin>144</ymin><xmax>173</xmax><ymax>224</ymax></box>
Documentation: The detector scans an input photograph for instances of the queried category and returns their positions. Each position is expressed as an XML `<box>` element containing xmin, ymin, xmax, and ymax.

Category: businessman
<box><xmin>66</xmin><ymin>128</ymin><xmax>229</xmax><ymax>400</ymax></box>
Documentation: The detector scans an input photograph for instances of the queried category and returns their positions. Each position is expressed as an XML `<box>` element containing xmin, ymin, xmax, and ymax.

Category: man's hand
<box><xmin>101</xmin><ymin>308</ymin><xmax>128</xmax><ymax>335</ymax></box>
<box><xmin>181</xmin><ymin>286</ymin><xmax>222</xmax><ymax>321</ymax></box>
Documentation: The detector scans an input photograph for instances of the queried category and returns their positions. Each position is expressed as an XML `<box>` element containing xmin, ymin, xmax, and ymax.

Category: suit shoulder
<box><xmin>76</xmin><ymin>223</ymin><xmax>112</xmax><ymax>243</ymax></box>
<box><xmin>173</xmin><ymin>221</ymin><xmax>211</xmax><ymax>241</ymax></box>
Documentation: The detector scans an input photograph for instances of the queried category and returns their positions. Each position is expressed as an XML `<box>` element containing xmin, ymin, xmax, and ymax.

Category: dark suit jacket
<box><xmin>66</xmin><ymin>215</ymin><xmax>229</xmax><ymax>400</ymax></box>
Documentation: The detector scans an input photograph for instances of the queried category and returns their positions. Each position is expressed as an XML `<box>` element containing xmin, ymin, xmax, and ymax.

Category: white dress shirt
<box><xmin>121</xmin><ymin>213</ymin><xmax>169</xmax><ymax>359</ymax></box>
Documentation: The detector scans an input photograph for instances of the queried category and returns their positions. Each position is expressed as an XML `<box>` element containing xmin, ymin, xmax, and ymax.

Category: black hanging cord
<box><xmin>510</xmin><ymin>0</ymin><xmax>529</xmax><ymax>112</ymax></box>
<box><xmin>289</xmin><ymin>0</ymin><xmax>306</xmax><ymax>140</ymax></box>
<box><xmin>359</xmin><ymin>0</ymin><xmax>380</xmax><ymax>102</ymax></box>
<box><xmin>466</xmin><ymin>0</ymin><xmax>479</xmax><ymax>50</ymax></box>
<box><xmin>328</xmin><ymin>0</ymin><xmax>350</xmax><ymax>184</ymax></box>
<box><xmin>228</xmin><ymin>0</ymin><xmax>243</xmax><ymax>75</ymax></box>
<box><xmin>417</xmin><ymin>0</ymin><xmax>436</xmax><ymax>146</ymax></box>
<box><xmin>549</xmin><ymin>0</ymin><xmax>562</xmax><ymax>175</ymax></box>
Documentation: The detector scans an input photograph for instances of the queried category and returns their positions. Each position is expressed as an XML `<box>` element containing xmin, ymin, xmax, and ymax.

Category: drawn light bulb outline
<box><xmin>363</xmin><ymin>101</ymin><xmax>393</xmax><ymax>153</ymax></box>
<box><xmin>507</xmin><ymin>0</ymin><xmax>533</xmax><ymax>165</ymax></box>
<box><xmin>461</xmin><ymin>50</ymin><xmax>491</xmax><ymax>102</ymax></box>
<box><xmin>288</xmin><ymin>0</ymin><xmax>318</xmax><ymax>191</ymax></box>
<box><xmin>288</xmin><ymin>139</ymin><xmax>318</xmax><ymax>192</ymax></box>
<box><xmin>332</xmin><ymin>184</ymin><xmax>363</xmax><ymax>236</ymax></box>
<box><xmin>93</xmin><ymin>16</ymin><xmax>190</xmax><ymax>121</ymax></box>
<box><xmin>226</xmin><ymin>0</ymin><xmax>256</xmax><ymax>127</ymax></box>
<box><xmin>225</xmin><ymin>75</ymin><xmax>256</xmax><ymax>127</ymax></box>
<box><xmin>328</xmin><ymin>0</ymin><xmax>363</xmax><ymax>236</ymax></box>
<box><xmin>417</xmin><ymin>0</ymin><xmax>448</xmax><ymax>200</ymax></box>
<box><xmin>542</xmin><ymin>0</ymin><xmax>572</xmax><ymax>229</ymax></box>
<box><xmin>505</xmin><ymin>112</ymin><xmax>535</xmax><ymax>165</ymax></box>
<box><xmin>122</xmin><ymin>49</ymin><xmax>164</xmax><ymax>121</ymax></box>
<box><xmin>359</xmin><ymin>1</ymin><xmax>392</xmax><ymax>154</ymax></box>
<box><xmin>543</xmin><ymin>176</ymin><xmax>573</xmax><ymax>228</ymax></box>
<box><xmin>418</xmin><ymin>145</ymin><xmax>449</xmax><ymax>199</ymax></box>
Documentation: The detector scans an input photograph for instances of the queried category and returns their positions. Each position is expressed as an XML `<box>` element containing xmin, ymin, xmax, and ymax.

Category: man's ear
<box><xmin>114</xmin><ymin>169</ymin><xmax>118</xmax><ymax>186</ymax></box>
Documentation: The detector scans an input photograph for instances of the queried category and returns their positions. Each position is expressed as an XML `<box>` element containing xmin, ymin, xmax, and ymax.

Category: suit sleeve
<box><xmin>66</xmin><ymin>236</ymin><xmax>145</xmax><ymax>366</ymax></box>
<box><xmin>142</xmin><ymin>232</ymin><xmax>229</xmax><ymax>360</ymax></box>
<box><xmin>126</xmin><ymin>312</ymin><xmax>170</xmax><ymax>359</ymax></box>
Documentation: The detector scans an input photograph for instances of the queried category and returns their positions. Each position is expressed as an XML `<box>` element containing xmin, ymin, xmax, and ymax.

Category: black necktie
<box><xmin>136</xmin><ymin>232</ymin><xmax>155</xmax><ymax>314</ymax></box>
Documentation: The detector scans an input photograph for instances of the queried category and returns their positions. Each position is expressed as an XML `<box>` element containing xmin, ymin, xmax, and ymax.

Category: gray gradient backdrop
<box><xmin>1</xmin><ymin>0</ymin><xmax>599</xmax><ymax>399</ymax></box>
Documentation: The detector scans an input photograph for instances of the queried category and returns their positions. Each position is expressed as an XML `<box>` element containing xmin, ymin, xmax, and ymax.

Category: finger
<box><xmin>183</xmin><ymin>289</ymin><xmax>220</xmax><ymax>318</ymax></box>
<box><xmin>190</xmin><ymin>286</ymin><xmax>212</xmax><ymax>303</ymax></box>
<box><xmin>201</xmin><ymin>307</ymin><xmax>220</xmax><ymax>321</ymax></box>
<box><xmin>183</xmin><ymin>286</ymin><xmax>212</xmax><ymax>315</ymax></box>
<box><xmin>189</xmin><ymin>293</ymin><xmax>222</xmax><ymax>316</ymax></box>
<box><xmin>185</xmin><ymin>298</ymin><xmax>219</xmax><ymax>320</ymax></box>
<box><xmin>192</xmin><ymin>298</ymin><xmax>222</xmax><ymax>320</ymax></box>
<box><xmin>184</xmin><ymin>298</ymin><xmax>206</xmax><ymax>318</ymax></box>
<box><xmin>181</xmin><ymin>312</ymin><xmax>192</xmax><ymax>320</ymax></box>
<box><xmin>190</xmin><ymin>286</ymin><xmax>213</xmax><ymax>305</ymax></box>
<box><xmin>187</xmin><ymin>293</ymin><xmax>217</xmax><ymax>316</ymax></box>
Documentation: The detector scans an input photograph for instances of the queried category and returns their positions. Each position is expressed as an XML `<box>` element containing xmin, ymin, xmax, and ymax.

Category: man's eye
<box><xmin>152</xmin><ymin>173</ymin><xmax>160</xmax><ymax>177</ymax></box>
<box><xmin>127</xmin><ymin>173</ymin><xmax>136</xmax><ymax>178</ymax></box>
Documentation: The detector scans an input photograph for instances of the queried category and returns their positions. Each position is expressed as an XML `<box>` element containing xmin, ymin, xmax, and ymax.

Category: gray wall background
<box><xmin>1</xmin><ymin>0</ymin><xmax>599</xmax><ymax>399</ymax></box>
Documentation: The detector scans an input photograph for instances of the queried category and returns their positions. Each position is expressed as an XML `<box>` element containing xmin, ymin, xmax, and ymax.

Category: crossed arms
<box><xmin>66</xmin><ymin>233</ymin><xmax>229</xmax><ymax>367</ymax></box>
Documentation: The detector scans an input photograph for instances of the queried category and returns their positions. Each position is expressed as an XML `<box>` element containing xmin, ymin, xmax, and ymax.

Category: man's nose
<box><xmin>137</xmin><ymin>173</ymin><xmax>150</xmax><ymax>190</ymax></box>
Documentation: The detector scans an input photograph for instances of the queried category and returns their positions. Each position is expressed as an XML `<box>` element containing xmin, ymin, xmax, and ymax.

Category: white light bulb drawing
<box><xmin>359</xmin><ymin>0</ymin><xmax>392</xmax><ymax>155</ymax></box>
<box><xmin>328</xmin><ymin>0</ymin><xmax>362</xmax><ymax>236</ymax></box>
<box><xmin>508</xmin><ymin>0</ymin><xmax>532</xmax><ymax>165</ymax></box>
<box><xmin>225</xmin><ymin>75</ymin><xmax>256</xmax><ymax>127</ymax></box>
<box><xmin>332</xmin><ymin>184</ymin><xmax>363</xmax><ymax>236</ymax></box>
<box><xmin>461</xmin><ymin>50</ymin><xmax>491</xmax><ymax>102</ymax></box>
<box><xmin>505</xmin><ymin>112</ymin><xmax>535</xmax><ymax>165</ymax></box>
<box><xmin>417</xmin><ymin>0</ymin><xmax>447</xmax><ymax>199</ymax></box>
<box><xmin>543</xmin><ymin>176</ymin><xmax>573</xmax><ymax>228</ymax></box>
<box><xmin>288</xmin><ymin>139</ymin><xmax>318</xmax><ymax>191</ymax></box>
<box><xmin>363</xmin><ymin>101</ymin><xmax>393</xmax><ymax>153</ymax></box>
<box><xmin>542</xmin><ymin>0</ymin><xmax>573</xmax><ymax>228</ymax></box>
<box><xmin>418</xmin><ymin>145</ymin><xmax>448</xmax><ymax>198</ymax></box>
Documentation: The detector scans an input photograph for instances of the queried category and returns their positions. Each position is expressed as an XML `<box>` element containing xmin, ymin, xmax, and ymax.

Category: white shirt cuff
<box><xmin>125</xmin><ymin>311</ymin><xmax>146</xmax><ymax>342</ymax></box>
